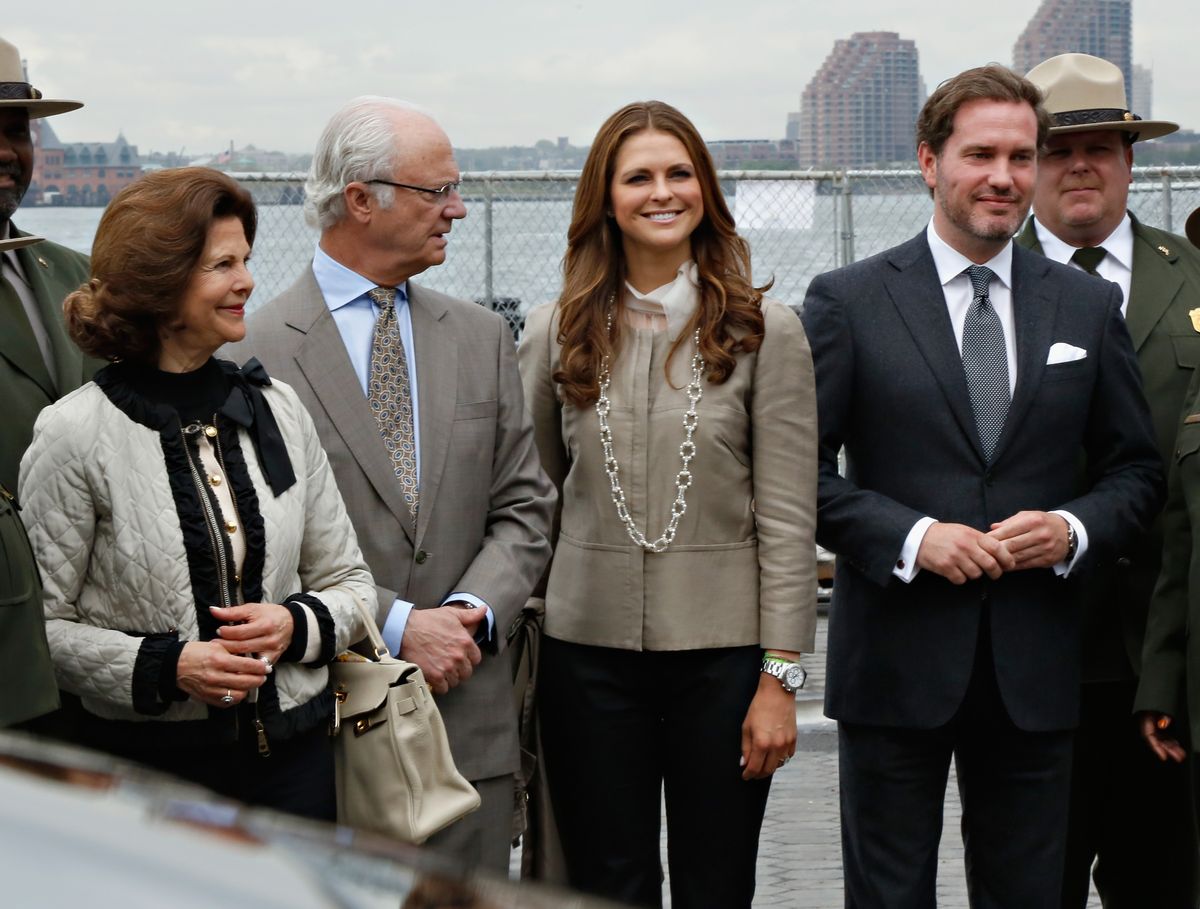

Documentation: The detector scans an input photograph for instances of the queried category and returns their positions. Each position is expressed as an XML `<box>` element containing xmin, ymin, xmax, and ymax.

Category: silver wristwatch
<box><xmin>761</xmin><ymin>655</ymin><xmax>807</xmax><ymax>693</ymax></box>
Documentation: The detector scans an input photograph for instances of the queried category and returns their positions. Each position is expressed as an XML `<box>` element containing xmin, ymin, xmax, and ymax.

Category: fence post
<box><xmin>831</xmin><ymin>173</ymin><xmax>842</xmax><ymax>268</ymax></box>
<box><xmin>840</xmin><ymin>175</ymin><xmax>856</xmax><ymax>265</ymax></box>
<box><xmin>1161</xmin><ymin>169</ymin><xmax>1174</xmax><ymax>234</ymax></box>
<box><xmin>483</xmin><ymin>179</ymin><xmax>495</xmax><ymax>306</ymax></box>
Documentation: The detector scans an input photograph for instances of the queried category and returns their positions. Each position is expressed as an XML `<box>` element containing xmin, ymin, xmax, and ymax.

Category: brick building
<box><xmin>30</xmin><ymin>118</ymin><xmax>142</xmax><ymax>206</ymax></box>
<box><xmin>798</xmin><ymin>32</ymin><xmax>924</xmax><ymax>169</ymax></box>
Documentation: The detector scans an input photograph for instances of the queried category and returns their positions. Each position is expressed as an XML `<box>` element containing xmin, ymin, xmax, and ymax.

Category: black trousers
<box><xmin>1061</xmin><ymin>678</ymin><xmax>1198</xmax><ymax>909</ymax></box>
<box><xmin>539</xmin><ymin>637</ymin><xmax>770</xmax><ymax>909</ymax></box>
<box><xmin>839</xmin><ymin>626</ymin><xmax>1074</xmax><ymax>909</ymax></box>
<box><xmin>81</xmin><ymin>707</ymin><xmax>336</xmax><ymax>822</ymax></box>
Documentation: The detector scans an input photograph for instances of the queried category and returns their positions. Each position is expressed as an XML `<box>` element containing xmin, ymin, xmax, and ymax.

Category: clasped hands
<box><xmin>176</xmin><ymin>602</ymin><xmax>295</xmax><ymax>708</ymax></box>
<box><xmin>916</xmin><ymin>511</ymin><xmax>1072</xmax><ymax>585</ymax></box>
<box><xmin>399</xmin><ymin>602</ymin><xmax>488</xmax><ymax>695</ymax></box>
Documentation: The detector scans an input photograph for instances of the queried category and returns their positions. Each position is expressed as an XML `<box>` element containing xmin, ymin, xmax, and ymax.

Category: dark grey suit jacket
<box><xmin>227</xmin><ymin>268</ymin><xmax>555</xmax><ymax>781</ymax></box>
<box><xmin>802</xmin><ymin>233</ymin><xmax>1162</xmax><ymax>733</ymax></box>
<box><xmin>1018</xmin><ymin>216</ymin><xmax>1200</xmax><ymax>680</ymax></box>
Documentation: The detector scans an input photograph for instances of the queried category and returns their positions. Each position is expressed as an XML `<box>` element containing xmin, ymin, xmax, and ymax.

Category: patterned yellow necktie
<box><xmin>366</xmin><ymin>286</ymin><xmax>418</xmax><ymax>523</ymax></box>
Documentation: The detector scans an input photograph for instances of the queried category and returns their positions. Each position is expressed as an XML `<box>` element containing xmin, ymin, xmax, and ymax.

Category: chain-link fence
<box><xmin>194</xmin><ymin>165</ymin><xmax>1200</xmax><ymax>336</ymax></box>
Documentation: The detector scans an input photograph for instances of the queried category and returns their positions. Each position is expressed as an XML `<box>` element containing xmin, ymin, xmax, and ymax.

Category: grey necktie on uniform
<box><xmin>366</xmin><ymin>285</ymin><xmax>419</xmax><ymax>525</ymax></box>
<box><xmin>1070</xmin><ymin>246</ymin><xmax>1107</xmax><ymax>276</ymax></box>
<box><xmin>961</xmin><ymin>265</ymin><xmax>1010</xmax><ymax>462</ymax></box>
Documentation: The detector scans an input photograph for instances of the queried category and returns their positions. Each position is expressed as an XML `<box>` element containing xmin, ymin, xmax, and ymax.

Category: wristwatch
<box><xmin>1065</xmin><ymin>523</ymin><xmax>1078</xmax><ymax>562</ymax></box>
<box><xmin>761</xmin><ymin>655</ymin><xmax>807</xmax><ymax>693</ymax></box>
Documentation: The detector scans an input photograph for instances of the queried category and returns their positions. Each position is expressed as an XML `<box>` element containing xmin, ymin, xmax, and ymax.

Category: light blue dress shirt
<box><xmin>311</xmin><ymin>246</ymin><xmax>492</xmax><ymax>655</ymax></box>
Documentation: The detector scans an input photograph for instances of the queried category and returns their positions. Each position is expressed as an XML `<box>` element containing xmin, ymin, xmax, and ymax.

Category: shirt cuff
<box><xmin>1051</xmin><ymin>510</ymin><xmax>1088</xmax><ymax>577</ymax></box>
<box><xmin>894</xmin><ymin>517</ymin><xmax>936</xmax><ymax>583</ymax></box>
<box><xmin>381</xmin><ymin>598</ymin><xmax>416</xmax><ymax>656</ymax></box>
<box><xmin>443</xmin><ymin>592</ymin><xmax>495</xmax><ymax>645</ymax></box>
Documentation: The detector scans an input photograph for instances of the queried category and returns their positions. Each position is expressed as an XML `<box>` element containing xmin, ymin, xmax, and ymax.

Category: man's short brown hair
<box><xmin>916</xmin><ymin>64</ymin><xmax>1052</xmax><ymax>157</ymax></box>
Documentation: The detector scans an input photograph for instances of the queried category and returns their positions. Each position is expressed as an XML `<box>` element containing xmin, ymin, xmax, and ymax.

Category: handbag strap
<box><xmin>347</xmin><ymin>593</ymin><xmax>390</xmax><ymax>660</ymax></box>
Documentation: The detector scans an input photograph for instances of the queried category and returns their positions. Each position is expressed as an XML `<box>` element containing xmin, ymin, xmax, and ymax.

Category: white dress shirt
<box><xmin>1032</xmin><ymin>213</ymin><xmax>1133</xmax><ymax>316</ymax></box>
<box><xmin>892</xmin><ymin>222</ymin><xmax>1087</xmax><ymax>582</ymax></box>
<box><xmin>311</xmin><ymin>245</ymin><xmax>492</xmax><ymax>653</ymax></box>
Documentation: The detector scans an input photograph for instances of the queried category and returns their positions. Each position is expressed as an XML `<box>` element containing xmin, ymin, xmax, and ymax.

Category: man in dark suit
<box><xmin>229</xmin><ymin>97</ymin><xmax>554</xmax><ymax>869</ymax></box>
<box><xmin>1017</xmin><ymin>53</ymin><xmax>1200</xmax><ymax>908</ymax></box>
<box><xmin>0</xmin><ymin>37</ymin><xmax>92</xmax><ymax>728</ymax></box>
<box><xmin>802</xmin><ymin>65</ymin><xmax>1162</xmax><ymax>907</ymax></box>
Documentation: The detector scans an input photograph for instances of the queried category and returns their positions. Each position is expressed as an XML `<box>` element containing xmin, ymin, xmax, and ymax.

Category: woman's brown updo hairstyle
<box><xmin>554</xmin><ymin>100</ymin><xmax>769</xmax><ymax>407</ymax></box>
<box><xmin>64</xmin><ymin>167</ymin><xmax>257</xmax><ymax>363</ymax></box>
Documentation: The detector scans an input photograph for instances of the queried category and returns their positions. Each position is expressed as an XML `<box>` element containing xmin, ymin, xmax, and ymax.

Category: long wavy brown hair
<box><xmin>554</xmin><ymin>101</ymin><xmax>768</xmax><ymax>407</ymax></box>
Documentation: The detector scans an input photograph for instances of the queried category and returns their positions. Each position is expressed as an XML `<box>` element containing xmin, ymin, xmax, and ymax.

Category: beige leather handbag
<box><xmin>330</xmin><ymin>600</ymin><xmax>480</xmax><ymax>844</ymax></box>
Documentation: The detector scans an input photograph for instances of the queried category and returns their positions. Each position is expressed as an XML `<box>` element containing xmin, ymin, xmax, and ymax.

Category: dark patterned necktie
<box><xmin>961</xmin><ymin>265</ymin><xmax>1010</xmax><ymax>462</ymax></box>
<box><xmin>1070</xmin><ymin>246</ymin><xmax>1107</xmax><ymax>276</ymax></box>
<box><xmin>366</xmin><ymin>286</ymin><xmax>418</xmax><ymax>524</ymax></box>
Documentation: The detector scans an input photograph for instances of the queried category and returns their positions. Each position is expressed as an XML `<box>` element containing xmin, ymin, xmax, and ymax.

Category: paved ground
<box><xmin>517</xmin><ymin>616</ymin><xmax>1103</xmax><ymax>907</ymax></box>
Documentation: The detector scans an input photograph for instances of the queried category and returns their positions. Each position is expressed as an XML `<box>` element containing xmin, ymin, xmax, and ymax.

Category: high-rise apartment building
<box><xmin>798</xmin><ymin>31</ymin><xmax>923</xmax><ymax>168</ymax></box>
<box><xmin>1013</xmin><ymin>0</ymin><xmax>1132</xmax><ymax>100</ymax></box>
<box><xmin>1131</xmin><ymin>63</ymin><xmax>1153</xmax><ymax>119</ymax></box>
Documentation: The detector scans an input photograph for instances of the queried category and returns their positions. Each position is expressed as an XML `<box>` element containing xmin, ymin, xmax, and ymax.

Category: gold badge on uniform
<box><xmin>1191</xmin><ymin>308</ymin><xmax>1200</xmax><ymax>333</ymax></box>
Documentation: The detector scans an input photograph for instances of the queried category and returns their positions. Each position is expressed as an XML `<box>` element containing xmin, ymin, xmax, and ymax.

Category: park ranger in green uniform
<box><xmin>1</xmin><ymin>37</ymin><xmax>94</xmax><ymax>727</ymax></box>
<box><xmin>0</xmin><ymin>35</ymin><xmax>93</xmax><ymax>495</ymax></box>
<box><xmin>0</xmin><ymin>234</ymin><xmax>58</xmax><ymax>727</ymax></box>
<box><xmin>1019</xmin><ymin>53</ymin><xmax>1200</xmax><ymax>908</ymax></box>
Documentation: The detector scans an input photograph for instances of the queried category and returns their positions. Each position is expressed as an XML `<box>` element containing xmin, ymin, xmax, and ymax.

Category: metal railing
<box><xmin>211</xmin><ymin>166</ymin><xmax>1200</xmax><ymax>334</ymax></box>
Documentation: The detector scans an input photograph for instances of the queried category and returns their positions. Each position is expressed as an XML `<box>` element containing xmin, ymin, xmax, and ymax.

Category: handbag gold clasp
<box><xmin>353</xmin><ymin>715</ymin><xmax>387</xmax><ymax>737</ymax></box>
<box><xmin>332</xmin><ymin>686</ymin><xmax>348</xmax><ymax>735</ymax></box>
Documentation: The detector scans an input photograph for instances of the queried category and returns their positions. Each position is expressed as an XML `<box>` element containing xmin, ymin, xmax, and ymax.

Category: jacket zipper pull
<box><xmin>255</xmin><ymin>718</ymin><xmax>271</xmax><ymax>757</ymax></box>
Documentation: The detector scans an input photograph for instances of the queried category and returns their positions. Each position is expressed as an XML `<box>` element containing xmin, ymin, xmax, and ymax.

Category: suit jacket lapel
<box><xmin>408</xmin><ymin>283</ymin><xmax>455</xmax><ymax>546</ymax></box>
<box><xmin>288</xmin><ymin>269</ymin><xmax>416</xmax><ymax>544</ymax></box>
<box><xmin>995</xmin><ymin>246</ymin><xmax>1056</xmax><ymax>463</ymax></box>
<box><xmin>1125</xmin><ymin>219</ymin><xmax>1182</xmax><ymax>352</ymax></box>
<box><xmin>885</xmin><ymin>235</ymin><xmax>985</xmax><ymax>461</ymax></box>
<box><xmin>1015</xmin><ymin>218</ymin><xmax>1043</xmax><ymax>255</ymax></box>
<box><xmin>0</xmin><ymin>264</ymin><xmax>55</xmax><ymax>397</ymax></box>
<box><xmin>15</xmin><ymin>236</ymin><xmax>86</xmax><ymax>395</ymax></box>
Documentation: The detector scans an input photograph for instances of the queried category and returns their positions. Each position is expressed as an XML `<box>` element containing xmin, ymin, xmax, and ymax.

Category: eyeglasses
<box><xmin>365</xmin><ymin>178</ymin><xmax>462</xmax><ymax>202</ymax></box>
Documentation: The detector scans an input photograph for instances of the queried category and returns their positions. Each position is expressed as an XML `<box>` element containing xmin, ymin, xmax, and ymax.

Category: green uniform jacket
<box><xmin>1018</xmin><ymin>216</ymin><xmax>1200</xmax><ymax>680</ymax></box>
<box><xmin>1136</xmin><ymin>385</ymin><xmax>1200</xmax><ymax>743</ymax></box>
<box><xmin>0</xmin><ymin>225</ymin><xmax>94</xmax><ymax>493</ymax></box>
<box><xmin>0</xmin><ymin>483</ymin><xmax>58</xmax><ymax>726</ymax></box>
<box><xmin>0</xmin><ymin>225</ymin><xmax>93</xmax><ymax>726</ymax></box>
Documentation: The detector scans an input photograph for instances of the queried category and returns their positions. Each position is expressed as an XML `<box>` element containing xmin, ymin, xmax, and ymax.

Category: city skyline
<box><xmin>9</xmin><ymin>0</ymin><xmax>1195</xmax><ymax>155</ymax></box>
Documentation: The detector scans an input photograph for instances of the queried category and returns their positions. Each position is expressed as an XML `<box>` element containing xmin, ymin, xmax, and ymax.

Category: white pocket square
<box><xmin>1046</xmin><ymin>342</ymin><xmax>1087</xmax><ymax>364</ymax></box>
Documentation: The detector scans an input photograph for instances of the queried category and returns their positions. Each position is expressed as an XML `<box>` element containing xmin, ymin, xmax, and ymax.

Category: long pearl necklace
<box><xmin>595</xmin><ymin>307</ymin><xmax>705</xmax><ymax>553</ymax></box>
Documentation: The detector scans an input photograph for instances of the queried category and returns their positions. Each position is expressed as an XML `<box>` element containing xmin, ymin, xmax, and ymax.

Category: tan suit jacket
<box><xmin>227</xmin><ymin>269</ymin><xmax>555</xmax><ymax>781</ymax></box>
<box><xmin>518</xmin><ymin>299</ymin><xmax>817</xmax><ymax>653</ymax></box>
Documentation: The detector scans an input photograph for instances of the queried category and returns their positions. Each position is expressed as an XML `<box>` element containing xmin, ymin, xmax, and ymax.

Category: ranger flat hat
<box><xmin>0</xmin><ymin>36</ymin><xmax>82</xmax><ymax>118</ymax></box>
<box><xmin>1187</xmin><ymin>207</ymin><xmax>1200</xmax><ymax>251</ymax></box>
<box><xmin>1025</xmin><ymin>53</ymin><xmax>1177</xmax><ymax>141</ymax></box>
<box><xmin>0</xmin><ymin>235</ymin><xmax>44</xmax><ymax>252</ymax></box>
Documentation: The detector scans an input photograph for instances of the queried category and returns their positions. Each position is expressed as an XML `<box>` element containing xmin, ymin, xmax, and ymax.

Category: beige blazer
<box><xmin>227</xmin><ymin>270</ymin><xmax>555</xmax><ymax>781</ymax></box>
<box><xmin>518</xmin><ymin>299</ymin><xmax>817</xmax><ymax>653</ymax></box>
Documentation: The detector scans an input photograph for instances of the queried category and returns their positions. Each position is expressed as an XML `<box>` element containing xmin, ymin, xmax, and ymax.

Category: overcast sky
<box><xmin>10</xmin><ymin>0</ymin><xmax>1196</xmax><ymax>157</ymax></box>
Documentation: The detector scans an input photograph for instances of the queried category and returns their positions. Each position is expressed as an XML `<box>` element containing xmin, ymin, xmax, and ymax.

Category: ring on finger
<box><xmin>260</xmin><ymin>656</ymin><xmax>273</xmax><ymax>673</ymax></box>
<box><xmin>221</xmin><ymin>690</ymin><xmax>234</xmax><ymax>705</ymax></box>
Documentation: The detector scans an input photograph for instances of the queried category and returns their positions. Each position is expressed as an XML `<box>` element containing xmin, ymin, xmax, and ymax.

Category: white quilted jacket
<box><xmin>18</xmin><ymin>369</ymin><xmax>374</xmax><ymax>733</ymax></box>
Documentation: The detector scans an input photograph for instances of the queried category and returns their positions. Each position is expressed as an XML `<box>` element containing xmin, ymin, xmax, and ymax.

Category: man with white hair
<box><xmin>229</xmin><ymin>97</ymin><xmax>554</xmax><ymax>867</ymax></box>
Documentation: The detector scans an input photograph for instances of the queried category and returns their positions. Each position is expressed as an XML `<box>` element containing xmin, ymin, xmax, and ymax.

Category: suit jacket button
<box><xmin>1116</xmin><ymin>556</ymin><xmax>1132</xmax><ymax>568</ymax></box>
<box><xmin>415</xmin><ymin>550</ymin><xmax>428</xmax><ymax>564</ymax></box>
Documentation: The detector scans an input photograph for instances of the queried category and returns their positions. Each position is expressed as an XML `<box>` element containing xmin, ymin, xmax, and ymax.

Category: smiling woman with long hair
<box><xmin>518</xmin><ymin>101</ymin><xmax>818</xmax><ymax>908</ymax></box>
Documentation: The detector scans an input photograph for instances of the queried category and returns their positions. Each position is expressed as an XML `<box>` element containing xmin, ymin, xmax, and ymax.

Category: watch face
<box><xmin>784</xmin><ymin>664</ymin><xmax>807</xmax><ymax>691</ymax></box>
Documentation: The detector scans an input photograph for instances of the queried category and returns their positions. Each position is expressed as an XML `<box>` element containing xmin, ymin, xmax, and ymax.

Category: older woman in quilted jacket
<box><xmin>18</xmin><ymin>168</ymin><xmax>374</xmax><ymax>820</ymax></box>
